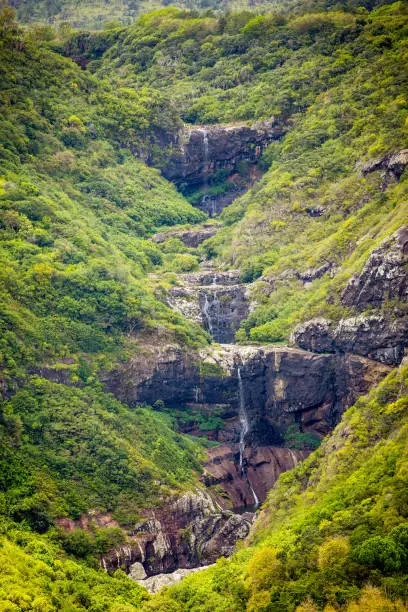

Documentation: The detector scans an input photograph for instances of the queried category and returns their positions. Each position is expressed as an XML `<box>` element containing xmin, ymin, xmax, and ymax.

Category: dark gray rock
<box><xmin>293</xmin><ymin>315</ymin><xmax>407</xmax><ymax>366</ymax></box>
<box><xmin>199</xmin><ymin>186</ymin><xmax>248</xmax><ymax>217</ymax></box>
<box><xmin>341</xmin><ymin>226</ymin><xmax>408</xmax><ymax>308</ymax></box>
<box><xmin>293</xmin><ymin>318</ymin><xmax>336</xmax><ymax>354</ymax></box>
<box><xmin>101</xmin><ymin>490</ymin><xmax>253</xmax><ymax>576</ymax></box>
<box><xmin>360</xmin><ymin>149</ymin><xmax>408</xmax><ymax>189</ymax></box>
<box><xmin>167</xmin><ymin>270</ymin><xmax>250</xmax><ymax>343</ymax></box>
<box><xmin>161</xmin><ymin>120</ymin><xmax>285</xmax><ymax>186</ymax></box>
<box><xmin>107</xmin><ymin>344</ymin><xmax>390</xmax><ymax>443</ymax></box>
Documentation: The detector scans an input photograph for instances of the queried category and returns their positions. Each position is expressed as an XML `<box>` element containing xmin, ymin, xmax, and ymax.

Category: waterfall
<box><xmin>211</xmin><ymin>275</ymin><xmax>220</xmax><ymax>340</ymax></box>
<box><xmin>201</xmin><ymin>276</ymin><xmax>220</xmax><ymax>340</ymax></box>
<box><xmin>237</xmin><ymin>367</ymin><xmax>249</xmax><ymax>471</ymax></box>
<box><xmin>288</xmin><ymin>449</ymin><xmax>299</xmax><ymax>467</ymax></box>
<box><xmin>202</xmin><ymin>293</ymin><xmax>213</xmax><ymax>337</ymax></box>
<box><xmin>250</xmin><ymin>485</ymin><xmax>260</xmax><ymax>507</ymax></box>
<box><xmin>237</xmin><ymin>366</ymin><xmax>260</xmax><ymax>509</ymax></box>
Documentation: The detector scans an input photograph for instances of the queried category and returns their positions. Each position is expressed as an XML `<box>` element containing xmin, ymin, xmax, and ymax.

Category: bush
<box><xmin>167</xmin><ymin>253</ymin><xmax>199</xmax><ymax>272</ymax></box>
<box><xmin>317</xmin><ymin>536</ymin><xmax>350</xmax><ymax>570</ymax></box>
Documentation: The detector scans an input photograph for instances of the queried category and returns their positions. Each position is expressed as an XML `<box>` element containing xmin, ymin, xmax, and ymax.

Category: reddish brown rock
<box><xmin>203</xmin><ymin>444</ymin><xmax>307</xmax><ymax>509</ymax></box>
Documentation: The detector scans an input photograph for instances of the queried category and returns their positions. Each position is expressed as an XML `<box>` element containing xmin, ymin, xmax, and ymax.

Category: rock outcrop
<box><xmin>294</xmin><ymin>316</ymin><xmax>407</xmax><ymax>366</ymax></box>
<box><xmin>294</xmin><ymin>227</ymin><xmax>408</xmax><ymax>366</ymax></box>
<box><xmin>98</xmin><ymin>489</ymin><xmax>253</xmax><ymax>576</ymax></box>
<box><xmin>341</xmin><ymin>226</ymin><xmax>408</xmax><ymax>309</ymax></box>
<box><xmin>161</xmin><ymin>120</ymin><xmax>285</xmax><ymax>186</ymax></box>
<box><xmin>152</xmin><ymin>223</ymin><xmax>220</xmax><ymax>248</ymax></box>
<box><xmin>106</xmin><ymin>342</ymin><xmax>390</xmax><ymax>507</ymax></box>
<box><xmin>360</xmin><ymin>149</ymin><xmax>408</xmax><ymax>189</ymax></box>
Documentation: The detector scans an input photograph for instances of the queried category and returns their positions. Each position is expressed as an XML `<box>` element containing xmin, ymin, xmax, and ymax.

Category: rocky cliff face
<box><xmin>166</xmin><ymin>269</ymin><xmax>250</xmax><ymax>343</ymax></box>
<box><xmin>100</xmin><ymin>227</ymin><xmax>406</xmax><ymax>582</ymax></box>
<box><xmin>106</xmin><ymin>342</ymin><xmax>390</xmax><ymax>509</ymax></box>
<box><xmin>294</xmin><ymin>227</ymin><xmax>408</xmax><ymax>365</ymax></box>
<box><xmin>161</xmin><ymin>120</ymin><xmax>284</xmax><ymax>187</ymax></box>
<box><xmin>98</xmin><ymin>490</ymin><xmax>253</xmax><ymax>576</ymax></box>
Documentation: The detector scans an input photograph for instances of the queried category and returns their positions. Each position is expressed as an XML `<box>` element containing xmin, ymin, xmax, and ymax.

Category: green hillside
<box><xmin>0</xmin><ymin>10</ymin><xmax>208</xmax><ymax>604</ymax></box>
<box><xmin>8</xmin><ymin>0</ymin><xmax>400</xmax><ymax>30</ymax></box>
<box><xmin>96</xmin><ymin>3</ymin><xmax>408</xmax><ymax>342</ymax></box>
<box><xmin>0</xmin><ymin>1</ymin><xmax>407</xmax><ymax>609</ymax></box>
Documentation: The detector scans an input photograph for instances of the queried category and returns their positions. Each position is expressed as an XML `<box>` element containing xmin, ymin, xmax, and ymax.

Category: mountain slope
<box><xmin>0</xmin><ymin>8</ymin><xmax>209</xmax><ymax>594</ymax></box>
<box><xmin>0</xmin><ymin>2</ymin><xmax>407</xmax><ymax>609</ymax></box>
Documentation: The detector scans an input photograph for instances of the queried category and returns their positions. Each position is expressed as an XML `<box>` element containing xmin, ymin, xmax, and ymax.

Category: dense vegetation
<box><xmin>95</xmin><ymin>3</ymin><xmax>408</xmax><ymax>343</ymax></box>
<box><xmin>1</xmin><ymin>0</ymin><xmax>408</xmax><ymax>609</ymax></box>
<box><xmin>0</xmin><ymin>8</ymin><xmax>209</xmax><ymax>606</ymax></box>
<box><xmin>146</xmin><ymin>366</ymin><xmax>408</xmax><ymax>611</ymax></box>
<box><xmin>8</xmin><ymin>0</ymin><xmax>399</xmax><ymax>30</ymax></box>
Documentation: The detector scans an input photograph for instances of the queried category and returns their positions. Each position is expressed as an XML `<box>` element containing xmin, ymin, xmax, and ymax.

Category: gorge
<box><xmin>1</xmin><ymin>4</ymin><xmax>408</xmax><ymax>610</ymax></box>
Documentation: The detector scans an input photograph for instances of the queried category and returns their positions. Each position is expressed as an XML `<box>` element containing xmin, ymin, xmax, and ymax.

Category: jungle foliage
<box><xmin>1</xmin><ymin>1</ymin><xmax>408</xmax><ymax>609</ymax></box>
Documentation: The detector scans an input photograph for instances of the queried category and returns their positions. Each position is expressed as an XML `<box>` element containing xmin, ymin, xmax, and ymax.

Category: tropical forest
<box><xmin>0</xmin><ymin>0</ymin><xmax>407</xmax><ymax>609</ymax></box>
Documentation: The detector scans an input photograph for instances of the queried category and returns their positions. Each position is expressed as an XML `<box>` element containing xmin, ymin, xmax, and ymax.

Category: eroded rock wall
<box><xmin>161</xmin><ymin>120</ymin><xmax>284</xmax><ymax>186</ymax></box>
<box><xmin>106</xmin><ymin>343</ymin><xmax>390</xmax><ymax>509</ymax></box>
<box><xmin>98</xmin><ymin>489</ymin><xmax>253</xmax><ymax>575</ymax></box>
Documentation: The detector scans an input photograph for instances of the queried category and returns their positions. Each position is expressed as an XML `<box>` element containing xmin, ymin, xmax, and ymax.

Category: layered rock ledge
<box><xmin>161</xmin><ymin>119</ymin><xmax>285</xmax><ymax>186</ymax></box>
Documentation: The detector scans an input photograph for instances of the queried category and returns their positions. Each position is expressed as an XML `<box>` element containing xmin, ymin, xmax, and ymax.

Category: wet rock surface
<box><xmin>106</xmin><ymin>342</ymin><xmax>390</xmax><ymax>511</ymax></box>
<box><xmin>167</xmin><ymin>270</ymin><xmax>250</xmax><ymax>343</ymax></box>
<box><xmin>161</xmin><ymin>120</ymin><xmax>285</xmax><ymax>186</ymax></box>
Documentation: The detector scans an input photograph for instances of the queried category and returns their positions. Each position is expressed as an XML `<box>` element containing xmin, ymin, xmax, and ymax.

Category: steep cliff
<box><xmin>160</xmin><ymin>120</ymin><xmax>284</xmax><ymax>187</ymax></box>
<box><xmin>106</xmin><ymin>342</ymin><xmax>390</xmax><ymax>509</ymax></box>
<box><xmin>294</xmin><ymin>226</ymin><xmax>408</xmax><ymax>366</ymax></box>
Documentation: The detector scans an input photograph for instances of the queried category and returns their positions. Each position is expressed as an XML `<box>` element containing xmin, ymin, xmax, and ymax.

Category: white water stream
<box><xmin>201</xmin><ymin>275</ymin><xmax>221</xmax><ymax>340</ymax></box>
<box><xmin>201</xmin><ymin>129</ymin><xmax>209</xmax><ymax>162</ymax></box>
<box><xmin>237</xmin><ymin>367</ymin><xmax>259</xmax><ymax>508</ymax></box>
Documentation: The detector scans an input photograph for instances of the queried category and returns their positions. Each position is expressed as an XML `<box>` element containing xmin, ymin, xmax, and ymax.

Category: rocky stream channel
<box><xmin>97</xmin><ymin>125</ymin><xmax>408</xmax><ymax>592</ymax></box>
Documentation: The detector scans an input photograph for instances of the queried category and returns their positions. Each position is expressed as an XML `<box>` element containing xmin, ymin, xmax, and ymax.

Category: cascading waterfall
<box><xmin>201</xmin><ymin>129</ymin><xmax>209</xmax><ymax>162</ymax></box>
<box><xmin>237</xmin><ymin>367</ymin><xmax>249</xmax><ymax>470</ymax></box>
<box><xmin>211</xmin><ymin>275</ymin><xmax>220</xmax><ymax>339</ymax></box>
<box><xmin>201</xmin><ymin>275</ymin><xmax>221</xmax><ymax>340</ymax></box>
<box><xmin>237</xmin><ymin>367</ymin><xmax>259</xmax><ymax>508</ymax></box>
<box><xmin>202</xmin><ymin>293</ymin><xmax>213</xmax><ymax>337</ymax></box>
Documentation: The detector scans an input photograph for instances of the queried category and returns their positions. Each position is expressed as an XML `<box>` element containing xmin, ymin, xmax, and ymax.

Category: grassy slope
<box><xmin>146</xmin><ymin>365</ymin><xmax>408</xmax><ymax>611</ymax></box>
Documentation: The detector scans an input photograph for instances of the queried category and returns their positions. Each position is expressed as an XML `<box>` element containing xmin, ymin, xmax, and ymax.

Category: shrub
<box><xmin>317</xmin><ymin>536</ymin><xmax>350</xmax><ymax>570</ymax></box>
